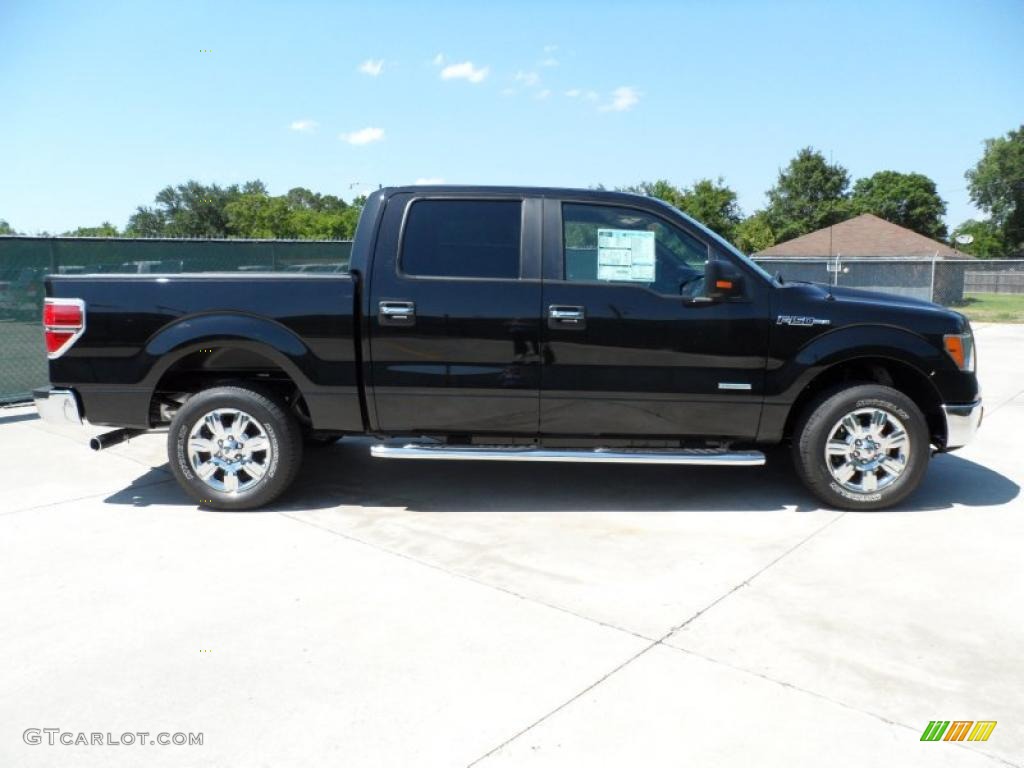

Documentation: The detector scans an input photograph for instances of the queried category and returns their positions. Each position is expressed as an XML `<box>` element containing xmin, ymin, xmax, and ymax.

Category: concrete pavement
<box><xmin>1</xmin><ymin>323</ymin><xmax>1021</xmax><ymax>767</ymax></box>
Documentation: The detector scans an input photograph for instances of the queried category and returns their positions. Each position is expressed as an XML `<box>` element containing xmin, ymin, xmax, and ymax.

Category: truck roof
<box><xmin>380</xmin><ymin>185</ymin><xmax>652</xmax><ymax>205</ymax></box>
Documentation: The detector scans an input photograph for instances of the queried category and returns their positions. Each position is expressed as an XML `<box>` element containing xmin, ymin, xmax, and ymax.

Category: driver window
<box><xmin>562</xmin><ymin>203</ymin><xmax>709</xmax><ymax>296</ymax></box>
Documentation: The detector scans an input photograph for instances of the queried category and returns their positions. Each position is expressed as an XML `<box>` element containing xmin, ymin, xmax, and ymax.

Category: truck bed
<box><xmin>45</xmin><ymin>273</ymin><xmax>364</xmax><ymax>431</ymax></box>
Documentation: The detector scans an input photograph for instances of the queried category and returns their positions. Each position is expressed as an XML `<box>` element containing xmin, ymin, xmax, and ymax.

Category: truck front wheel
<box><xmin>168</xmin><ymin>384</ymin><xmax>303</xmax><ymax>510</ymax></box>
<box><xmin>792</xmin><ymin>384</ymin><xmax>930</xmax><ymax>511</ymax></box>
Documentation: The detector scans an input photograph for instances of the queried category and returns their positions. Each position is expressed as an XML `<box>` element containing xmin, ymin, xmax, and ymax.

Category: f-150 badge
<box><xmin>777</xmin><ymin>316</ymin><xmax>831</xmax><ymax>326</ymax></box>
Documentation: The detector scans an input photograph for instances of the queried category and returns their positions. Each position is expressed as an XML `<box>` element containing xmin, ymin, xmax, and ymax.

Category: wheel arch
<box><xmin>782</xmin><ymin>355</ymin><xmax>947</xmax><ymax>447</ymax></box>
<box><xmin>143</xmin><ymin>313</ymin><xmax>316</xmax><ymax>427</ymax></box>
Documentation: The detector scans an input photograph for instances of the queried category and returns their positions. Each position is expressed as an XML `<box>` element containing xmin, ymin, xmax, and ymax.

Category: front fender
<box><xmin>767</xmin><ymin>323</ymin><xmax>947</xmax><ymax>404</ymax></box>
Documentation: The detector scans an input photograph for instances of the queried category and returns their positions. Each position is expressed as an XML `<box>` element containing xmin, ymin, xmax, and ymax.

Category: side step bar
<box><xmin>370</xmin><ymin>444</ymin><xmax>765</xmax><ymax>466</ymax></box>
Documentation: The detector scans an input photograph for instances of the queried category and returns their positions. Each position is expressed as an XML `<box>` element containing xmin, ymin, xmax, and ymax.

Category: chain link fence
<box><xmin>0</xmin><ymin>237</ymin><xmax>352</xmax><ymax>403</ymax></box>
<box><xmin>754</xmin><ymin>257</ymin><xmax>1024</xmax><ymax>305</ymax></box>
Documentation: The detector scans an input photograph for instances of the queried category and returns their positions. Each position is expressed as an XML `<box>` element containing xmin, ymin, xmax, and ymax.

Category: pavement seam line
<box><xmin>24</xmin><ymin>420</ymin><xmax>172</xmax><ymax>474</ymax></box>
<box><xmin>664</xmin><ymin>645</ymin><xmax>1021</xmax><ymax>768</ymax></box>
<box><xmin>667</xmin><ymin>511</ymin><xmax>846</xmax><ymax>634</ymax></box>
<box><xmin>988</xmin><ymin>387</ymin><xmax>1024</xmax><ymax>414</ymax></box>
<box><xmin>465</xmin><ymin>513</ymin><xmax>847</xmax><ymax>765</ymax></box>
<box><xmin>465</xmin><ymin>639</ymin><xmax>663</xmax><ymax>767</ymax></box>
<box><xmin>275</xmin><ymin>511</ymin><xmax>654</xmax><ymax>642</ymax></box>
<box><xmin>0</xmin><ymin>476</ymin><xmax>177</xmax><ymax>517</ymax></box>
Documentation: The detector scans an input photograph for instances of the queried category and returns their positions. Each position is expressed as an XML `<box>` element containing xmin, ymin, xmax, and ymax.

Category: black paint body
<box><xmin>45</xmin><ymin>186</ymin><xmax>978</xmax><ymax>448</ymax></box>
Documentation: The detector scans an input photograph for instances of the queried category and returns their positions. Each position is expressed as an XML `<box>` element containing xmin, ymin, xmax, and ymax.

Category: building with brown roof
<box><xmin>755</xmin><ymin>213</ymin><xmax>969</xmax><ymax>259</ymax></box>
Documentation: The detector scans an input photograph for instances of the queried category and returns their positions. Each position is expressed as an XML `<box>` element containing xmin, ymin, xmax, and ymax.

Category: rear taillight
<box><xmin>43</xmin><ymin>298</ymin><xmax>86</xmax><ymax>359</ymax></box>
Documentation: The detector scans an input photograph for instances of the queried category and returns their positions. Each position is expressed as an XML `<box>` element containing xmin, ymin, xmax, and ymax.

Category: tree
<box><xmin>0</xmin><ymin>219</ymin><xmax>16</xmax><ymax>235</ymax></box>
<box><xmin>765</xmin><ymin>148</ymin><xmax>851</xmax><ymax>242</ymax></box>
<box><xmin>224</xmin><ymin>187</ymin><xmax>362</xmax><ymax>240</ymax></box>
<box><xmin>621</xmin><ymin>177</ymin><xmax>742</xmax><ymax>242</ymax></box>
<box><xmin>966</xmin><ymin>125</ymin><xmax>1024</xmax><ymax>255</ymax></box>
<box><xmin>63</xmin><ymin>221</ymin><xmax>119</xmax><ymax>237</ymax></box>
<box><xmin>678</xmin><ymin>178</ymin><xmax>742</xmax><ymax>243</ymax></box>
<box><xmin>734</xmin><ymin>211</ymin><xmax>776</xmax><ymax>253</ymax></box>
<box><xmin>850</xmin><ymin>171</ymin><xmax>947</xmax><ymax>239</ymax></box>
<box><xmin>950</xmin><ymin>219</ymin><xmax>1006</xmax><ymax>259</ymax></box>
<box><xmin>125</xmin><ymin>180</ymin><xmax>264</xmax><ymax>237</ymax></box>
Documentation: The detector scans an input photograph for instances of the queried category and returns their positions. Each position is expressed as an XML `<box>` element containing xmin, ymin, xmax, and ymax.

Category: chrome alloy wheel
<box><xmin>824</xmin><ymin>407</ymin><xmax>910</xmax><ymax>494</ymax></box>
<box><xmin>187</xmin><ymin>408</ymin><xmax>271</xmax><ymax>494</ymax></box>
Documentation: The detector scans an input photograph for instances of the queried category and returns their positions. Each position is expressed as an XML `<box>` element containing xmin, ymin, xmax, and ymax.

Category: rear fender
<box><xmin>143</xmin><ymin>313</ymin><xmax>314</xmax><ymax>390</ymax></box>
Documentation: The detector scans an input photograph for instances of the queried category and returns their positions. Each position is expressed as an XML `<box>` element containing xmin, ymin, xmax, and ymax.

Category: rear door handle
<box><xmin>548</xmin><ymin>305</ymin><xmax>586</xmax><ymax>330</ymax></box>
<box><xmin>379</xmin><ymin>300</ymin><xmax>416</xmax><ymax>326</ymax></box>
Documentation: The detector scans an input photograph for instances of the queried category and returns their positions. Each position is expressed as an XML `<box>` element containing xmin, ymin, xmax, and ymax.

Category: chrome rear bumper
<box><xmin>942</xmin><ymin>400</ymin><xmax>982</xmax><ymax>450</ymax></box>
<box><xmin>32</xmin><ymin>388</ymin><xmax>83</xmax><ymax>426</ymax></box>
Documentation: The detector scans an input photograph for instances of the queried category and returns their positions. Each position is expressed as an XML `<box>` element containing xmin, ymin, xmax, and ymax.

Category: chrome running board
<box><xmin>370</xmin><ymin>444</ymin><xmax>765</xmax><ymax>466</ymax></box>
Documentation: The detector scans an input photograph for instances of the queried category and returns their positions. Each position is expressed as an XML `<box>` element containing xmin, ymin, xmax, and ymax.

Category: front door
<box><xmin>540</xmin><ymin>199</ymin><xmax>769</xmax><ymax>439</ymax></box>
<box><xmin>369</xmin><ymin>194</ymin><xmax>543</xmax><ymax>435</ymax></box>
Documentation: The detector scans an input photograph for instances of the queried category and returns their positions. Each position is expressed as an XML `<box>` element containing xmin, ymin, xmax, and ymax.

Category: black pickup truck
<box><xmin>34</xmin><ymin>186</ymin><xmax>982</xmax><ymax>510</ymax></box>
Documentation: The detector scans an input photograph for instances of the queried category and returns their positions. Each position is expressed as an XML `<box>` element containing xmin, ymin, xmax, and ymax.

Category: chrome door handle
<box><xmin>379</xmin><ymin>300</ymin><xmax>416</xmax><ymax>326</ymax></box>
<box><xmin>548</xmin><ymin>305</ymin><xmax>586</xmax><ymax>329</ymax></box>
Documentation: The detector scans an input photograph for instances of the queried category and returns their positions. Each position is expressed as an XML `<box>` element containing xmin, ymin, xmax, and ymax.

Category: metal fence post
<box><xmin>929</xmin><ymin>252</ymin><xmax>937</xmax><ymax>303</ymax></box>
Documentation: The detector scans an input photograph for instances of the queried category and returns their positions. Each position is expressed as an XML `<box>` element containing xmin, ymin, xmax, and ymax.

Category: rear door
<box><xmin>368</xmin><ymin>193</ymin><xmax>543</xmax><ymax>435</ymax></box>
<box><xmin>539</xmin><ymin>198</ymin><xmax>770</xmax><ymax>439</ymax></box>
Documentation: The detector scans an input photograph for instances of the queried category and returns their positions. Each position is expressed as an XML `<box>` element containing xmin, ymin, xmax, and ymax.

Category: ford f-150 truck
<box><xmin>33</xmin><ymin>186</ymin><xmax>982</xmax><ymax>510</ymax></box>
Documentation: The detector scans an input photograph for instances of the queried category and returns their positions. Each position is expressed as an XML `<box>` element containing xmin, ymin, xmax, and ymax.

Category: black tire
<box><xmin>792</xmin><ymin>383</ymin><xmax>930</xmax><ymax>511</ymax></box>
<box><xmin>168</xmin><ymin>384</ymin><xmax>303</xmax><ymax>510</ymax></box>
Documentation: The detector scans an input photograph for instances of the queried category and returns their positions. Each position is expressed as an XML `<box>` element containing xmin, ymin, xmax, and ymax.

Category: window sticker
<box><xmin>597</xmin><ymin>228</ymin><xmax>656</xmax><ymax>282</ymax></box>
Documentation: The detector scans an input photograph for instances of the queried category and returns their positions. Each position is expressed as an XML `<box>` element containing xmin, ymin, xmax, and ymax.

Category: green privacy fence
<box><xmin>0</xmin><ymin>237</ymin><xmax>352</xmax><ymax>403</ymax></box>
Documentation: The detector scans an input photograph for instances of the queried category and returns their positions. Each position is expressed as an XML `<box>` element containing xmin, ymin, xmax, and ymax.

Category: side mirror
<box><xmin>704</xmin><ymin>260</ymin><xmax>744</xmax><ymax>300</ymax></box>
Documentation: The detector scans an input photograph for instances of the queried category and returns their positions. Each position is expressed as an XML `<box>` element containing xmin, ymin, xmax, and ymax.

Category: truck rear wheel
<box><xmin>792</xmin><ymin>384</ymin><xmax>929</xmax><ymax>511</ymax></box>
<box><xmin>168</xmin><ymin>384</ymin><xmax>303</xmax><ymax>510</ymax></box>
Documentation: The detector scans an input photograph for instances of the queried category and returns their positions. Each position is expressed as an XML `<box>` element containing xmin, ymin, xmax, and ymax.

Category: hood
<box><xmin>778</xmin><ymin>281</ymin><xmax>966</xmax><ymax>331</ymax></box>
<box><xmin>823</xmin><ymin>283</ymin><xmax>942</xmax><ymax>311</ymax></box>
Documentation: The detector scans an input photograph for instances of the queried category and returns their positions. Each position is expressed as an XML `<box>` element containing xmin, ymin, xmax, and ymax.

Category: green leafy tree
<box><xmin>678</xmin><ymin>178</ymin><xmax>742</xmax><ymax>243</ymax></box>
<box><xmin>621</xmin><ymin>177</ymin><xmax>742</xmax><ymax>242</ymax></box>
<box><xmin>734</xmin><ymin>211</ymin><xmax>776</xmax><ymax>254</ymax></box>
<box><xmin>63</xmin><ymin>221</ymin><xmax>120</xmax><ymax>237</ymax></box>
<box><xmin>966</xmin><ymin>125</ymin><xmax>1024</xmax><ymax>255</ymax></box>
<box><xmin>0</xmin><ymin>219</ymin><xmax>16</xmax><ymax>235</ymax></box>
<box><xmin>765</xmin><ymin>148</ymin><xmax>852</xmax><ymax>242</ymax></box>
<box><xmin>850</xmin><ymin>171</ymin><xmax>947</xmax><ymax>239</ymax></box>
<box><xmin>224</xmin><ymin>194</ymin><xmax>299</xmax><ymax>239</ymax></box>
<box><xmin>225</xmin><ymin>188</ymin><xmax>362</xmax><ymax>240</ymax></box>
<box><xmin>126</xmin><ymin>180</ymin><xmax>265</xmax><ymax>237</ymax></box>
<box><xmin>950</xmin><ymin>219</ymin><xmax>1006</xmax><ymax>259</ymax></box>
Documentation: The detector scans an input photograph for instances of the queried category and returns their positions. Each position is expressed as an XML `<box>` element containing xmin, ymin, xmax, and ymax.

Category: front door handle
<box><xmin>379</xmin><ymin>300</ymin><xmax>416</xmax><ymax>326</ymax></box>
<box><xmin>548</xmin><ymin>305</ymin><xmax>586</xmax><ymax>330</ymax></box>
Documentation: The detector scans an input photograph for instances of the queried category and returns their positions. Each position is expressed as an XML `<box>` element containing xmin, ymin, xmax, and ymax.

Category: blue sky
<box><xmin>1</xmin><ymin>0</ymin><xmax>1022</xmax><ymax>235</ymax></box>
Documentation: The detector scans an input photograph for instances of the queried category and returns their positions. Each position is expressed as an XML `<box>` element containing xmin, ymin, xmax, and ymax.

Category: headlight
<box><xmin>943</xmin><ymin>330</ymin><xmax>976</xmax><ymax>372</ymax></box>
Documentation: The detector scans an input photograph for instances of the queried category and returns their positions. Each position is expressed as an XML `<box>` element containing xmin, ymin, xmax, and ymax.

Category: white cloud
<box><xmin>414</xmin><ymin>177</ymin><xmax>445</xmax><ymax>185</ymax></box>
<box><xmin>583</xmin><ymin>90</ymin><xmax>599</xmax><ymax>102</ymax></box>
<box><xmin>565</xmin><ymin>88</ymin><xmax>581</xmax><ymax>98</ymax></box>
<box><xmin>358</xmin><ymin>59</ymin><xmax>384</xmax><ymax>76</ymax></box>
<box><xmin>432</xmin><ymin>52</ymin><xmax>445</xmax><ymax>66</ymax></box>
<box><xmin>543</xmin><ymin>44</ymin><xmax>558</xmax><ymax>53</ymax></box>
<box><xmin>290</xmin><ymin>119</ymin><xmax>318</xmax><ymax>132</ymax></box>
<box><xmin>536</xmin><ymin>89</ymin><xmax>551</xmax><ymax>100</ymax></box>
<box><xmin>514</xmin><ymin>70</ymin><xmax>540</xmax><ymax>87</ymax></box>
<box><xmin>339</xmin><ymin>127</ymin><xmax>384</xmax><ymax>145</ymax></box>
<box><xmin>540</xmin><ymin>57</ymin><xmax>559</xmax><ymax>67</ymax></box>
<box><xmin>440</xmin><ymin>60</ymin><xmax>489</xmax><ymax>83</ymax></box>
<box><xmin>601</xmin><ymin>86</ymin><xmax>639</xmax><ymax>112</ymax></box>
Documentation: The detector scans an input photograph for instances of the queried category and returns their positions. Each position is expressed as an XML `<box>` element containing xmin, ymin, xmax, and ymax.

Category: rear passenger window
<box><xmin>402</xmin><ymin>200</ymin><xmax>522</xmax><ymax>279</ymax></box>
